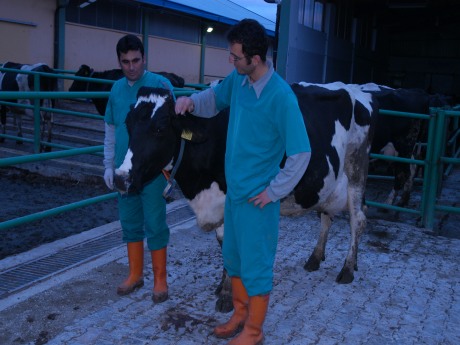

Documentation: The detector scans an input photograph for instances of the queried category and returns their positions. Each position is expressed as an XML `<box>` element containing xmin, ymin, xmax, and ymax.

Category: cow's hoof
<box><xmin>304</xmin><ymin>256</ymin><xmax>320</xmax><ymax>272</ymax></box>
<box><xmin>336</xmin><ymin>268</ymin><xmax>354</xmax><ymax>284</ymax></box>
<box><xmin>215</xmin><ymin>295</ymin><xmax>233</xmax><ymax>313</ymax></box>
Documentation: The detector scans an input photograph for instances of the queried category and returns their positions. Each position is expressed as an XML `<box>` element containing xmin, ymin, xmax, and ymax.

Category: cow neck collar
<box><xmin>162</xmin><ymin>138</ymin><xmax>186</xmax><ymax>198</ymax></box>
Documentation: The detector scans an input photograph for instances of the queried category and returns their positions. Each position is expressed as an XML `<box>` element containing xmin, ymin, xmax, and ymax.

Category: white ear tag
<box><xmin>181</xmin><ymin>129</ymin><xmax>193</xmax><ymax>141</ymax></box>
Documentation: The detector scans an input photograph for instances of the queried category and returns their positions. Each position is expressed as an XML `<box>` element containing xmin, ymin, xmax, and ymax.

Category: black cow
<box><xmin>359</xmin><ymin>83</ymin><xmax>430</xmax><ymax>208</ymax></box>
<box><xmin>69</xmin><ymin>64</ymin><xmax>185</xmax><ymax>116</ymax></box>
<box><xmin>113</xmin><ymin>83</ymin><xmax>377</xmax><ymax>312</ymax></box>
<box><xmin>0</xmin><ymin>61</ymin><xmax>57</xmax><ymax>151</ymax></box>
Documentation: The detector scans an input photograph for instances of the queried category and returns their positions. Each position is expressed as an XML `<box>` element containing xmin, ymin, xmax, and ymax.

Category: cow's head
<box><xmin>113</xmin><ymin>87</ymin><xmax>177</xmax><ymax>194</ymax></box>
<box><xmin>69</xmin><ymin>64</ymin><xmax>93</xmax><ymax>92</ymax></box>
<box><xmin>113</xmin><ymin>87</ymin><xmax>211</xmax><ymax>196</ymax></box>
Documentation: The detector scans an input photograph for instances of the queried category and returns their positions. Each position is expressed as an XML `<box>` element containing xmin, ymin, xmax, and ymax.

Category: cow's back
<box><xmin>367</xmin><ymin>87</ymin><xmax>429</xmax><ymax>154</ymax></box>
<box><xmin>0</xmin><ymin>62</ymin><xmax>23</xmax><ymax>93</ymax></box>
<box><xmin>291</xmin><ymin>82</ymin><xmax>375</xmax><ymax>212</ymax></box>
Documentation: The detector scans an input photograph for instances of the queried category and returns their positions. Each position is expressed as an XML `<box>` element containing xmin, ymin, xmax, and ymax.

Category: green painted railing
<box><xmin>364</xmin><ymin>106</ymin><xmax>460</xmax><ymax>229</ymax></box>
<box><xmin>421</xmin><ymin>109</ymin><xmax>460</xmax><ymax>228</ymax></box>
<box><xmin>0</xmin><ymin>145</ymin><xmax>103</xmax><ymax>167</ymax></box>
<box><xmin>0</xmin><ymin>68</ymin><xmax>197</xmax><ymax>232</ymax></box>
<box><xmin>0</xmin><ymin>193</ymin><xmax>117</xmax><ymax>230</ymax></box>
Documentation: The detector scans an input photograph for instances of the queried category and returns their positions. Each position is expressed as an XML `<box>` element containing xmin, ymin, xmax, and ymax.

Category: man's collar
<box><xmin>242</xmin><ymin>60</ymin><xmax>274</xmax><ymax>98</ymax></box>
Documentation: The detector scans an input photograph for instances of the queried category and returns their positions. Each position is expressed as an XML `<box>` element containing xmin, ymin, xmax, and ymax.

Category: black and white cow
<box><xmin>114</xmin><ymin>83</ymin><xmax>377</xmax><ymax>312</ymax></box>
<box><xmin>0</xmin><ymin>61</ymin><xmax>57</xmax><ymax>151</ymax></box>
<box><xmin>359</xmin><ymin>83</ymin><xmax>430</xmax><ymax>208</ymax></box>
<box><xmin>69</xmin><ymin>64</ymin><xmax>185</xmax><ymax>116</ymax></box>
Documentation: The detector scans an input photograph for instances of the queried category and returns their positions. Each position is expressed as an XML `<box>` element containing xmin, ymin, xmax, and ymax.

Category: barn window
<box><xmin>299</xmin><ymin>0</ymin><xmax>325</xmax><ymax>32</ymax></box>
<box><xmin>66</xmin><ymin>0</ymin><xmax>141</xmax><ymax>33</ymax></box>
<box><xmin>299</xmin><ymin>0</ymin><xmax>315</xmax><ymax>27</ymax></box>
<box><xmin>312</xmin><ymin>2</ymin><xmax>324</xmax><ymax>31</ymax></box>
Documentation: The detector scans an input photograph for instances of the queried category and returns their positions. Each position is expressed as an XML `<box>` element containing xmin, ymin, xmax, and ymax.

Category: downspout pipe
<box><xmin>199</xmin><ymin>25</ymin><xmax>207</xmax><ymax>84</ymax></box>
<box><xmin>54</xmin><ymin>0</ymin><xmax>69</xmax><ymax>90</ymax></box>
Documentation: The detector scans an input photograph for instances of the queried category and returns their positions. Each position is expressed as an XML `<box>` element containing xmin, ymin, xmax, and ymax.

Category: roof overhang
<box><xmin>136</xmin><ymin>0</ymin><xmax>276</xmax><ymax>37</ymax></box>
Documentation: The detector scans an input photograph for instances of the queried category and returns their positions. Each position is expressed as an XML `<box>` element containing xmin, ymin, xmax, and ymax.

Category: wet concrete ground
<box><xmin>0</xmin><ymin>196</ymin><xmax>459</xmax><ymax>345</ymax></box>
<box><xmin>0</xmin><ymin>101</ymin><xmax>459</xmax><ymax>344</ymax></box>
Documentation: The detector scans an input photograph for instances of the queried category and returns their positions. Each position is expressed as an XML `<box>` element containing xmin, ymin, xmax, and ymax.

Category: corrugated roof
<box><xmin>136</xmin><ymin>0</ymin><xmax>276</xmax><ymax>35</ymax></box>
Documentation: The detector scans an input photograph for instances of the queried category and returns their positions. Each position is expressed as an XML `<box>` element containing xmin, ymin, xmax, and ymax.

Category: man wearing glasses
<box><xmin>175</xmin><ymin>19</ymin><xmax>311</xmax><ymax>345</ymax></box>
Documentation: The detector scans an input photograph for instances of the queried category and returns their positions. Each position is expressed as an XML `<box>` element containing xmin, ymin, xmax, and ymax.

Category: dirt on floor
<box><xmin>0</xmin><ymin>167</ymin><xmax>119</xmax><ymax>260</ymax></box>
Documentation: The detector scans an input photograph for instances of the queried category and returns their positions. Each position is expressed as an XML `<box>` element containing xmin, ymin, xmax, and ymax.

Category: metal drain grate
<box><xmin>0</xmin><ymin>203</ymin><xmax>196</xmax><ymax>298</ymax></box>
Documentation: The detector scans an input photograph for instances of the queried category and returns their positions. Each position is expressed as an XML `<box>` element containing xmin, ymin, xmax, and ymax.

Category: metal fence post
<box><xmin>421</xmin><ymin>109</ymin><xmax>438</xmax><ymax>229</ymax></box>
<box><xmin>422</xmin><ymin>109</ymin><xmax>447</xmax><ymax>229</ymax></box>
<box><xmin>33</xmin><ymin>73</ymin><xmax>41</xmax><ymax>153</ymax></box>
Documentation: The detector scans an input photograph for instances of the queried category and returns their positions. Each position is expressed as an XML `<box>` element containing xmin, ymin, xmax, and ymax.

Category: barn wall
<box><xmin>0</xmin><ymin>0</ymin><xmax>251</xmax><ymax>88</ymax></box>
<box><xmin>325</xmin><ymin>36</ymin><xmax>353</xmax><ymax>84</ymax></box>
<box><xmin>64</xmin><ymin>23</ymin><xmax>234</xmax><ymax>86</ymax></box>
<box><xmin>288</xmin><ymin>29</ymin><xmax>326</xmax><ymax>84</ymax></box>
<box><xmin>278</xmin><ymin>8</ymin><xmax>327</xmax><ymax>85</ymax></box>
<box><xmin>278</xmin><ymin>0</ymin><xmax>379</xmax><ymax>86</ymax></box>
<box><xmin>388</xmin><ymin>56</ymin><xmax>460</xmax><ymax>96</ymax></box>
<box><xmin>148</xmin><ymin>36</ymin><xmax>234</xmax><ymax>84</ymax></box>
<box><xmin>65</xmin><ymin>24</ymin><xmax>122</xmax><ymax>72</ymax></box>
<box><xmin>0</xmin><ymin>0</ymin><xmax>55</xmax><ymax>66</ymax></box>
<box><xmin>353</xmin><ymin>46</ymin><xmax>388</xmax><ymax>86</ymax></box>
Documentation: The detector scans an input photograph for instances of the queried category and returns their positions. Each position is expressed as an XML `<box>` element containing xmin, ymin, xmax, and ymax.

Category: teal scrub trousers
<box><xmin>223</xmin><ymin>196</ymin><xmax>280</xmax><ymax>297</ymax></box>
<box><xmin>117</xmin><ymin>175</ymin><xmax>169</xmax><ymax>251</ymax></box>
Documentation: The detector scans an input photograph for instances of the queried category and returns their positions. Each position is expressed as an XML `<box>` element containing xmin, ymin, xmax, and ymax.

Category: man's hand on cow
<box><xmin>249</xmin><ymin>189</ymin><xmax>272</xmax><ymax>209</ymax></box>
<box><xmin>175</xmin><ymin>96</ymin><xmax>194</xmax><ymax>115</ymax></box>
<box><xmin>104</xmin><ymin>168</ymin><xmax>114</xmax><ymax>190</ymax></box>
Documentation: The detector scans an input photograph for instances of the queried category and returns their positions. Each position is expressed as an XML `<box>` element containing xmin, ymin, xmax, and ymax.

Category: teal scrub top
<box><xmin>104</xmin><ymin>71</ymin><xmax>174</xmax><ymax>168</ymax></box>
<box><xmin>214</xmin><ymin>70</ymin><xmax>311</xmax><ymax>202</ymax></box>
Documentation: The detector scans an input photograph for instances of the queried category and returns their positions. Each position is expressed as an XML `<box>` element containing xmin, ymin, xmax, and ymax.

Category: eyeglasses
<box><xmin>229</xmin><ymin>53</ymin><xmax>246</xmax><ymax>62</ymax></box>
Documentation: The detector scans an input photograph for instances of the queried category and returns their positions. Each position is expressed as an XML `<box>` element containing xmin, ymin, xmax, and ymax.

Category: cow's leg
<box><xmin>15</xmin><ymin>111</ymin><xmax>23</xmax><ymax>144</ymax></box>
<box><xmin>304</xmin><ymin>212</ymin><xmax>332</xmax><ymax>272</ymax></box>
<box><xmin>40</xmin><ymin>100</ymin><xmax>53</xmax><ymax>152</ymax></box>
<box><xmin>187</xmin><ymin>184</ymin><xmax>231</xmax><ymax>312</ymax></box>
<box><xmin>392</xmin><ymin>119</ymin><xmax>420</xmax><ymax>207</ymax></box>
<box><xmin>384</xmin><ymin>188</ymin><xmax>397</xmax><ymax>206</ymax></box>
<box><xmin>214</xmin><ymin>224</ymin><xmax>233</xmax><ymax>313</ymax></box>
<box><xmin>336</xmin><ymin>186</ymin><xmax>367</xmax><ymax>284</ymax></box>
<box><xmin>397</xmin><ymin>157</ymin><xmax>416</xmax><ymax>207</ymax></box>
<box><xmin>15</xmin><ymin>100</ymin><xmax>29</xmax><ymax>144</ymax></box>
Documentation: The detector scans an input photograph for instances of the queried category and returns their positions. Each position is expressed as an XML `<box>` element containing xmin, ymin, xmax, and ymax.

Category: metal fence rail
<box><xmin>0</xmin><ymin>68</ymin><xmax>196</xmax><ymax>233</ymax></box>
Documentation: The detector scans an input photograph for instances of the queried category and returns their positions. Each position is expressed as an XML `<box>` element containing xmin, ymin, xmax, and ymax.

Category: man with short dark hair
<box><xmin>175</xmin><ymin>19</ymin><xmax>311</xmax><ymax>345</ymax></box>
<box><xmin>103</xmin><ymin>34</ymin><xmax>174</xmax><ymax>303</ymax></box>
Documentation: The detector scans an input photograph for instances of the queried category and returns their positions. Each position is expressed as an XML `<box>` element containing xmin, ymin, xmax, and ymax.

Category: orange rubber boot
<box><xmin>151</xmin><ymin>247</ymin><xmax>169</xmax><ymax>303</ymax></box>
<box><xmin>228</xmin><ymin>294</ymin><xmax>269</xmax><ymax>345</ymax></box>
<box><xmin>117</xmin><ymin>241</ymin><xmax>144</xmax><ymax>295</ymax></box>
<box><xmin>214</xmin><ymin>277</ymin><xmax>249</xmax><ymax>339</ymax></box>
